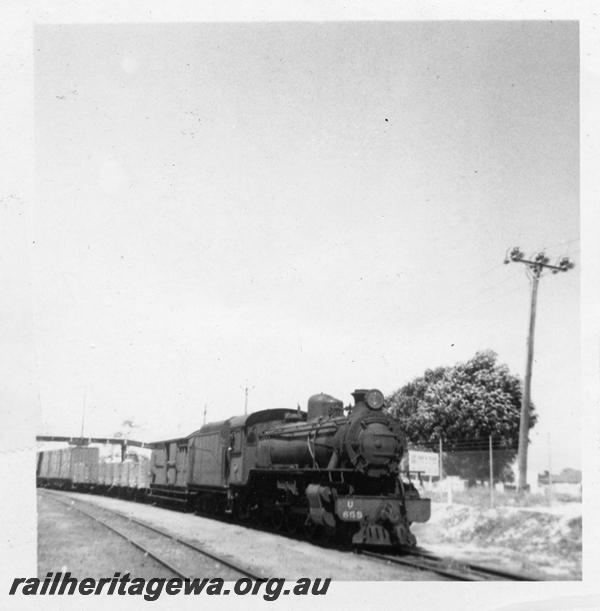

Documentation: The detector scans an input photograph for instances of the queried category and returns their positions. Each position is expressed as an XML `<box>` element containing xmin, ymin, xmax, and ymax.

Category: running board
<box><xmin>148</xmin><ymin>493</ymin><xmax>188</xmax><ymax>504</ymax></box>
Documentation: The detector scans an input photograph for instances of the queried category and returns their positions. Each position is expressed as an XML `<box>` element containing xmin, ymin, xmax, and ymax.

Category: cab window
<box><xmin>232</xmin><ymin>430</ymin><xmax>242</xmax><ymax>452</ymax></box>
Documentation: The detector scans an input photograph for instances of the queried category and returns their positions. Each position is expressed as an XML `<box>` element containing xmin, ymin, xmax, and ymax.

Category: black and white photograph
<box><xmin>1</xmin><ymin>3</ymin><xmax>599</xmax><ymax>610</ymax></box>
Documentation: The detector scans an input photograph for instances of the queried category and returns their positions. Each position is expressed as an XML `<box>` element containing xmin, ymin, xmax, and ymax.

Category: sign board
<box><xmin>408</xmin><ymin>450</ymin><xmax>439</xmax><ymax>477</ymax></box>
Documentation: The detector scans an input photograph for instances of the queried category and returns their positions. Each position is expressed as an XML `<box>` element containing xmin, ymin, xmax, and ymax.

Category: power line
<box><xmin>459</xmin><ymin>269</ymin><xmax>526</xmax><ymax>306</ymax></box>
<box><xmin>451</xmin><ymin>261</ymin><xmax>511</xmax><ymax>291</ymax></box>
<box><xmin>416</xmin><ymin>274</ymin><xmax>528</xmax><ymax>335</ymax></box>
<box><xmin>538</xmin><ymin>237</ymin><xmax>579</xmax><ymax>252</ymax></box>
<box><xmin>451</xmin><ymin>280</ymin><xmax>527</xmax><ymax>319</ymax></box>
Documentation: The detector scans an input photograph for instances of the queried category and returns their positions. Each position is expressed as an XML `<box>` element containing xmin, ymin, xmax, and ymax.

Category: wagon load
<box><xmin>71</xmin><ymin>447</ymin><xmax>99</xmax><ymax>485</ymax></box>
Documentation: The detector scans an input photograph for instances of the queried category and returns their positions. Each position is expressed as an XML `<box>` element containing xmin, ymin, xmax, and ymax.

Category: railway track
<box><xmin>45</xmin><ymin>490</ymin><xmax>540</xmax><ymax>581</ymax></box>
<box><xmin>47</xmin><ymin>491</ymin><xmax>262</xmax><ymax>580</ymax></box>
<box><xmin>359</xmin><ymin>548</ymin><xmax>542</xmax><ymax>581</ymax></box>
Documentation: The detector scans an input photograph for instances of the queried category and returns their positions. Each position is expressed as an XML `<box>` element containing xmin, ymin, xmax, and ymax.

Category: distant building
<box><xmin>538</xmin><ymin>468</ymin><xmax>581</xmax><ymax>496</ymax></box>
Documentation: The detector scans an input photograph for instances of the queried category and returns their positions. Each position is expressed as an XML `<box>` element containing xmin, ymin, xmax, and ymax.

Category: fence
<box><xmin>405</xmin><ymin>436</ymin><xmax>580</xmax><ymax>507</ymax></box>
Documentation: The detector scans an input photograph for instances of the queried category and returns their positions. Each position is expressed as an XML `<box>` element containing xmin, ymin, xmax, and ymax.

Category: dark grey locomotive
<box><xmin>149</xmin><ymin>388</ymin><xmax>430</xmax><ymax>547</ymax></box>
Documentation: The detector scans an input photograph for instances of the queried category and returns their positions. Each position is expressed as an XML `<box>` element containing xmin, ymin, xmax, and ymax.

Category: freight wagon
<box><xmin>37</xmin><ymin>448</ymin><xmax>149</xmax><ymax>495</ymax></box>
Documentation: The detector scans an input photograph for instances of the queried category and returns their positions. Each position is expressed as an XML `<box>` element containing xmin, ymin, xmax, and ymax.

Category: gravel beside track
<box><xmin>39</xmin><ymin>490</ymin><xmax>444</xmax><ymax>580</ymax></box>
<box><xmin>38</xmin><ymin>491</ymin><xmax>173</xmax><ymax>578</ymax></box>
<box><xmin>46</xmin><ymin>491</ymin><xmax>255</xmax><ymax>580</ymax></box>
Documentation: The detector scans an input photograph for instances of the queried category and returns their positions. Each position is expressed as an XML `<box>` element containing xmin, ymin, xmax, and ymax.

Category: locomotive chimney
<box><xmin>351</xmin><ymin>389</ymin><xmax>368</xmax><ymax>407</ymax></box>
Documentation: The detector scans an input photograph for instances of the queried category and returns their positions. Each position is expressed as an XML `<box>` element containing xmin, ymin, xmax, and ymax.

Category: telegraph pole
<box><xmin>504</xmin><ymin>247</ymin><xmax>574</xmax><ymax>492</ymax></box>
<box><xmin>241</xmin><ymin>383</ymin><xmax>254</xmax><ymax>415</ymax></box>
<box><xmin>489</xmin><ymin>434</ymin><xmax>494</xmax><ymax>508</ymax></box>
<box><xmin>80</xmin><ymin>387</ymin><xmax>87</xmax><ymax>438</ymax></box>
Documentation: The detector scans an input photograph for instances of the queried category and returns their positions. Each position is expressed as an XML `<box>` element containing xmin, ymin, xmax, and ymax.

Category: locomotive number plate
<box><xmin>341</xmin><ymin>509</ymin><xmax>363</xmax><ymax>520</ymax></box>
<box><xmin>337</xmin><ymin>499</ymin><xmax>364</xmax><ymax>521</ymax></box>
<box><xmin>335</xmin><ymin>496</ymin><xmax>401</xmax><ymax>522</ymax></box>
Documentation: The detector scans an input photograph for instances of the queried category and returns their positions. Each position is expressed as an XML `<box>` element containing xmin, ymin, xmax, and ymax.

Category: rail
<box><xmin>358</xmin><ymin>548</ymin><xmax>542</xmax><ymax>581</ymax></box>
<box><xmin>46</xmin><ymin>491</ymin><xmax>262</xmax><ymax>580</ymax></box>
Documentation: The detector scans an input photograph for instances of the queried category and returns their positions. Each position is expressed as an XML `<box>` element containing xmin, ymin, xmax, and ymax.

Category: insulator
<box><xmin>510</xmin><ymin>247</ymin><xmax>523</xmax><ymax>261</ymax></box>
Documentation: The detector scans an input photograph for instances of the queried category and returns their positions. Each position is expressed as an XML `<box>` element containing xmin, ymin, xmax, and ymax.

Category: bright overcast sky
<box><xmin>33</xmin><ymin>21</ymin><xmax>579</xmax><ymax>472</ymax></box>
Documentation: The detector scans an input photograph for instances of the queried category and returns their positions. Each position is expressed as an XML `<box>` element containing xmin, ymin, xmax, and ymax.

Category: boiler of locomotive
<box><xmin>256</xmin><ymin>388</ymin><xmax>405</xmax><ymax>475</ymax></box>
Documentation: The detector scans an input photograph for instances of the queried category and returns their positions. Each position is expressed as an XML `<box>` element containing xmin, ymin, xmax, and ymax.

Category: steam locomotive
<box><xmin>37</xmin><ymin>388</ymin><xmax>430</xmax><ymax>548</ymax></box>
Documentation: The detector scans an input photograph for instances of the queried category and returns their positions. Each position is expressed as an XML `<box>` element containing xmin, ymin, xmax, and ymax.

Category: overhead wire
<box><xmin>412</xmin><ymin>244</ymin><xmax>578</xmax><ymax>339</ymax></box>
<box><xmin>450</xmin><ymin>261</ymin><xmax>511</xmax><ymax>291</ymax></box>
<box><xmin>414</xmin><ymin>271</ymin><xmax>528</xmax><ymax>336</ymax></box>
<box><xmin>393</xmin><ymin>241</ymin><xmax>576</xmax><ymax>337</ymax></box>
<box><xmin>538</xmin><ymin>237</ymin><xmax>579</xmax><ymax>252</ymax></box>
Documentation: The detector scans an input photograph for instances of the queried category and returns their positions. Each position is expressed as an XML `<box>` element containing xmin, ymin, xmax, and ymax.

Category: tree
<box><xmin>386</xmin><ymin>350</ymin><xmax>537</xmax><ymax>485</ymax></box>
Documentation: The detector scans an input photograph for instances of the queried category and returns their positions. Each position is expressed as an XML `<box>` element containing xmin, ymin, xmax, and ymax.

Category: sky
<box><xmin>32</xmin><ymin>21</ymin><xmax>579</xmax><ymax>473</ymax></box>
